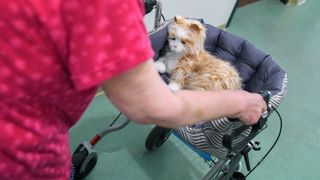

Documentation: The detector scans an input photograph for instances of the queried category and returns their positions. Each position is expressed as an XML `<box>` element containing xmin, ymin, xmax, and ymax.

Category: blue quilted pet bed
<box><xmin>149</xmin><ymin>19</ymin><xmax>288</xmax><ymax>159</ymax></box>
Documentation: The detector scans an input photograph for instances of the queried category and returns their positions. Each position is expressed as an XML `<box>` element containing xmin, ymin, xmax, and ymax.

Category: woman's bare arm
<box><xmin>101</xmin><ymin>59</ymin><xmax>266</xmax><ymax>128</ymax></box>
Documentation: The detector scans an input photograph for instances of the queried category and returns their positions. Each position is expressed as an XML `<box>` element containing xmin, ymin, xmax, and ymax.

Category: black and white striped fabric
<box><xmin>149</xmin><ymin>19</ymin><xmax>288</xmax><ymax>159</ymax></box>
<box><xmin>174</xmin><ymin>74</ymin><xmax>287</xmax><ymax>158</ymax></box>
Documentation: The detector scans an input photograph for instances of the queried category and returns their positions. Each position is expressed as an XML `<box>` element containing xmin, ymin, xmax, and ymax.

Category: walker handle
<box><xmin>144</xmin><ymin>0</ymin><xmax>157</xmax><ymax>15</ymax></box>
<box><xmin>222</xmin><ymin>91</ymin><xmax>271</xmax><ymax>151</ymax></box>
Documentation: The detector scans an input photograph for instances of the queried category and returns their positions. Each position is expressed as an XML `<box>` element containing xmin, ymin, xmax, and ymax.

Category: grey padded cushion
<box><xmin>148</xmin><ymin>20</ymin><xmax>287</xmax><ymax>158</ymax></box>
<box><xmin>149</xmin><ymin>22</ymin><xmax>286</xmax><ymax>95</ymax></box>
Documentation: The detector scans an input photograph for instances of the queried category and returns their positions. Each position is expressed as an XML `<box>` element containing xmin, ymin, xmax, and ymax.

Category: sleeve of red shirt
<box><xmin>62</xmin><ymin>0</ymin><xmax>154</xmax><ymax>90</ymax></box>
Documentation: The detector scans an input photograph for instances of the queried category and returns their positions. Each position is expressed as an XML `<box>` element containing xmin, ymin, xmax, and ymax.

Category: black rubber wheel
<box><xmin>72</xmin><ymin>150</ymin><xmax>88</xmax><ymax>166</ymax></box>
<box><xmin>72</xmin><ymin>152</ymin><xmax>87</xmax><ymax>180</ymax></box>
<box><xmin>232</xmin><ymin>172</ymin><xmax>246</xmax><ymax>180</ymax></box>
<box><xmin>80</xmin><ymin>153</ymin><xmax>97</xmax><ymax>179</ymax></box>
<box><xmin>145</xmin><ymin>126</ymin><xmax>171</xmax><ymax>151</ymax></box>
<box><xmin>72</xmin><ymin>150</ymin><xmax>97</xmax><ymax>180</ymax></box>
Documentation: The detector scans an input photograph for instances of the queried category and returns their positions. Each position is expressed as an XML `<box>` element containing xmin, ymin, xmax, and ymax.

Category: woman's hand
<box><xmin>232</xmin><ymin>90</ymin><xmax>267</xmax><ymax>125</ymax></box>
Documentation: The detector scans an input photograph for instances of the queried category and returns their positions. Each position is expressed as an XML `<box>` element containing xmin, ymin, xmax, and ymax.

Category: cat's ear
<box><xmin>189</xmin><ymin>22</ymin><xmax>203</xmax><ymax>32</ymax></box>
<box><xmin>174</xmin><ymin>15</ymin><xmax>184</xmax><ymax>24</ymax></box>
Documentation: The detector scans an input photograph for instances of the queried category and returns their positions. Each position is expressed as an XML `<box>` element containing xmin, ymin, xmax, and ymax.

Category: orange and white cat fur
<box><xmin>155</xmin><ymin>15</ymin><xmax>242</xmax><ymax>92</ymax></box>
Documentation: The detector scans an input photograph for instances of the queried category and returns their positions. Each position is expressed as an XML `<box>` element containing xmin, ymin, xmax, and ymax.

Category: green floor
<box><xmin>70</xmin><ymin>0</ymin><xmax>320</xmax><ymax>179</ymax></box>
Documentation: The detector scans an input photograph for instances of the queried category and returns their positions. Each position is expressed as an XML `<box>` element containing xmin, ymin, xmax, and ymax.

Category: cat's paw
<box><xmin>168</xmin><ymin>82</ymin><xmax>181</xmax><ymax>91</ymax></box>
<box><xmin>155</xmin><ymin>61</ymin><xmax>166</xmax><ymax>73</ymax></box>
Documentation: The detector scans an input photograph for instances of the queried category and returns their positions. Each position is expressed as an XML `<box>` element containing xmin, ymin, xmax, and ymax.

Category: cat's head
<box><xmin>167</xmin><ymin>15</ymin><xmax>206</xmax><ymax>54</ymax></box>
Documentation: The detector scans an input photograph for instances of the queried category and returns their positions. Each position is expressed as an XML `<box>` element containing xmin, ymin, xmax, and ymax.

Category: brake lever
<box><xmin>222</xmin><ymin>91</ymin><xmax>271</xmax><ymax>150</ymax></box>
<box><xmin>254</xmin><ymin>91</ymin><xmax>271</xmax><ymax>130</ymax></box>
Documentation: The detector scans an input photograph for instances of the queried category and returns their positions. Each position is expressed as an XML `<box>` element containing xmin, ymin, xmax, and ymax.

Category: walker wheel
<box><xmin>145</xmin><ymin>126</ymin><xmax>171</xmax><ymax>150</ymax></box>
<box><xmin>72</xmin><ymin>142</ymin><xmax>98</xmax><ymax>180</ymax></box>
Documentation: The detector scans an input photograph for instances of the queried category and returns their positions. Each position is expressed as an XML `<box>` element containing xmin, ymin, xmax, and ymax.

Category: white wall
<box><xmin>144</xmin><ymin>0</ymin><xmax>237</xmax><ymax>31</ymax></box>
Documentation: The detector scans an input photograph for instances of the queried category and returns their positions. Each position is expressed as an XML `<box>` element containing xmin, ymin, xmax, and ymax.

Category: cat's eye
<box><xmin>181</xmin><ymin>41</ymin><xmax>186</xmax><ymax>44</ymax></box>
<box><xmin>170</xmin><ymin>37</ymin><xmax>176</xmax><ymax>40</ymax></box>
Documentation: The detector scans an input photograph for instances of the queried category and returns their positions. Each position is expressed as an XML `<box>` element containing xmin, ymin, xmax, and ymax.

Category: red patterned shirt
<box><xmin>0</xmin><ymin>0</ymin><xmax>154</xmax><ymax>179</ymax></box>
